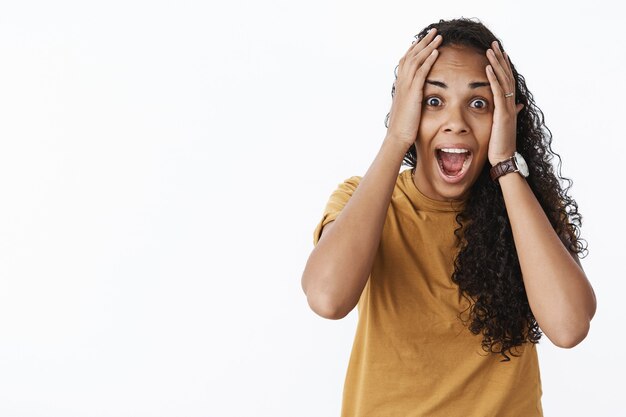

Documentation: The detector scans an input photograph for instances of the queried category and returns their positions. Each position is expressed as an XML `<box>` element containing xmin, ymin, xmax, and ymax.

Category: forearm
<box><xmin>499</xmin><ymin>173</ymin><xmax>596</xmax><ymax>347</ymax></box>
<box><xmin>301</xmin><ymin>136</ymin><xmax>408</xmax><ymax>319</ymax></box>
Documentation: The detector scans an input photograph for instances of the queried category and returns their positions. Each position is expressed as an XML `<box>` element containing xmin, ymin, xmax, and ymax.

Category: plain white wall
<box><xmin>0</xmin><ymin>0</ymin><xmax>623</xmax><ymax>416</ymax></box>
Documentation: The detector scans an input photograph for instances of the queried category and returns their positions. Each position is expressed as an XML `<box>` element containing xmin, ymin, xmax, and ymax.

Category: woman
<box><xmin>301</xmin><ymin>18</ymin><xmax>596</xmax><ymax>416</ymax></box>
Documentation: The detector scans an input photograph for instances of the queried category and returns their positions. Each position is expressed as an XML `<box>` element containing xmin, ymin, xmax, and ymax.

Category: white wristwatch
<box><xmin>489</xmin><ymin>152</ymin><xmax>529</xmax><ymax>182</ymax></box>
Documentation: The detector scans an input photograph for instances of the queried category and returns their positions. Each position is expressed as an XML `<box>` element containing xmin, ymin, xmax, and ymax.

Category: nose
<box><xmin>441</xmin><ymin>105</ymin><xmax>470</xmax><ymax>135</ymax></box>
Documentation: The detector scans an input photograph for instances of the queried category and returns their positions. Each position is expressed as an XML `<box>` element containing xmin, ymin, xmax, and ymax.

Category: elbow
<box><xmin>302</xmin><ymin>274</ymin><xmax>351</xmax><ymax>320</ymax></box>
<box><xmin>549</xmin><ymin>321</ymin><xmax>591</xmax><ymax>349</ymax></box>
<box><xmin>301</xmin><ymin>264</ymin><xmax>356</xmax><ymax>320</ymax></box>
<box><xmin>305</xmin><ymin>292</ymin><xmax>349</xmax><ymax>320</ymax></box>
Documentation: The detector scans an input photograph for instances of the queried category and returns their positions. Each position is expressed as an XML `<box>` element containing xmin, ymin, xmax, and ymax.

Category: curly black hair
<box><xmin>386</xmin><ymin>18</ymin><xmax>587</xmax><ymax>361</ymax></box>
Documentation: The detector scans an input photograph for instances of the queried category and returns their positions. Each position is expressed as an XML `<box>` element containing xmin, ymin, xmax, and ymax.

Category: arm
<box><xmin>499</xmin><ymin>173</ymin><xmax>596</xmax><ymax>348</ymax></box>
<box><xmin>301</xmin><ymin>138</ymin><xmax>408</xmax><ymax>319</ymax></box>
<box><xmin>301</xmin><ymin>30</ymin><xmax>443</xmax><ymax>319</ymax></box>
<box><xmin>485</xmin><ymin>42</ymin><xmax>596</xmax><ymax>347</ymax></box>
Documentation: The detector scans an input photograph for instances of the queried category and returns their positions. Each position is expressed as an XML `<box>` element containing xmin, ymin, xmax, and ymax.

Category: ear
<box><xmin>515</xmin><ymin>103</ymin><xmax>524</xmax><ymax>114</ymax></box>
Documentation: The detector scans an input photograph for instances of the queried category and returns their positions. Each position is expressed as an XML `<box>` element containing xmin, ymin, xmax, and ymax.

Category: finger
<box><xmin>405</xmin><ymin>28</ymin><xmax>437</xmax><ymax>56</ymax></box>
<box><xmin>486</xmin><ymin>49</ymin><xmax>514</xmax><ymax>101</ymax></box>
<box><xmin>399</xmin><ymin>29</ymin><xmax>436</xmax><ymax>71</ymax></box>
<box><xmin>486</xmin><ymin>48</ymin><xmax>509</xmax><ymax>84</ymax></box>
<box><xmin>398</xmin><ymin>31</ymin><xmax>439</xmax><ymax>79</ymax></box>
<box><xmin>498</xmin><ymin>48</ymin><xmax>515</xmax><ymax>89</ymax></box>
<box><xmin>490</xmin><ymin>42</ymin><xmax>515</xmax><ymax>90</ymax></box>
<box><xmin>400</xmin><ymin>35</ymin><xmax>442</xmax><ymax>79</ymax></box>
<box><xmin>491</xmin><ymin>41</ymin><xmax>506</xmax><ymax>64</ymax></box>
<box><xmin>407</xmin><ymin>35</ymin><xmax>443</xmax><ymax>64</ymax></box>
<box><xmin>503</xmin><ymin>51</ymin><xmax>513</xmax><ymax>75</ymax></box>
<box><xmin>412</xmin><ymin>48</ymin><xmax>439</xmax><ymax>87</ymax></box>
<box><xmin>486</xmin><ymin>64</ymin><xmax>505</xmax><ymax>109</ymax></box>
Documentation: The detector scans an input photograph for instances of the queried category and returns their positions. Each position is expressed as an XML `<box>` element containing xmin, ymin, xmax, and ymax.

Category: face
<box><xmin>413</xmin><ymin>44</ymin><xmax>493</xmax><ymax>201</ymax></box>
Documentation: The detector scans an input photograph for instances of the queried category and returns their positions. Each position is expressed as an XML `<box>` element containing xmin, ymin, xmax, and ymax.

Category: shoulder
<box><xmin>325</xmin><ymin>175</ymin><xmax>363</xmax><ymax>203</ymax></box>
<box><xmin>337</xmin><ymin>175</ymin><xmax>362</xmax><ymax>191</ymax></box>
<box><xmin>336</xmin><ymin>170</ymin><xmax>409</xmax><ymax>194</ymax></box>
<box><xmin>312</xmin><ymin>175</ymin><xmax>362</xmax><ymax>245</ymax></box>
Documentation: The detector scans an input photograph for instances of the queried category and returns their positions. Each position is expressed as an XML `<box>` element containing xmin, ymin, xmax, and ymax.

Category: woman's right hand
<box><xmin>385</xmin><ymin>29</ymin><xmax>442</xmax><ymax>148</ymax></box>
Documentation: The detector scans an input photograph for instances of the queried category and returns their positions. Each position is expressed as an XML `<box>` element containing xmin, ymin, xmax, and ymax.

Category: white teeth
<box><xmin>439</xmin><ymin>148</ymin><xmax>469</xmax><ymax>154</ymax></box>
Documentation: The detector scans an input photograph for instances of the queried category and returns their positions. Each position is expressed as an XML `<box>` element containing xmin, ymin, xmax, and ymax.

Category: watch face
<box><xmin>514</xmin><ymin>152</ymin><xmax>529</xmax><ymax>177</ymax></box>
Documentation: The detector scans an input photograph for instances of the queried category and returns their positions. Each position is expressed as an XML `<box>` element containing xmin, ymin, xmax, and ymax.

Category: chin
<box><xmin>432</xmin><ymin>162</ymin><xmax>479</xmax><ymax>201</ymax></box>
<box><xmin>414</xmin><ymin>151</ymin><xmax>486</xmax><ymax>202</ymax></box>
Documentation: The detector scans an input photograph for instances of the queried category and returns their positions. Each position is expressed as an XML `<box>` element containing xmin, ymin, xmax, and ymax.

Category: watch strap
<box><xmin>490</xmin><ymin>157</ymin><xmax>517</xmax><ymax>182</ymax></box>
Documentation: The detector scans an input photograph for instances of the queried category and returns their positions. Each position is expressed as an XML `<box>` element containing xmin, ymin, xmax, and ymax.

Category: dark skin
<box><xmin>302</xmin><ymin>32</ymin><xmax>596</xmax><ymax>348</ymax></box>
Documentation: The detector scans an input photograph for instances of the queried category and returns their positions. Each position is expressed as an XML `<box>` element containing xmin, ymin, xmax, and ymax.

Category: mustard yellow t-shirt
<box><xmin>313</xmin><ymin>169</ymin><xmax>543</xmax><ymax>417</ymax></box>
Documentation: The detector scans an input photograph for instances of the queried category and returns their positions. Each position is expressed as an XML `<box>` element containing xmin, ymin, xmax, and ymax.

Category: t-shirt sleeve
<box><xmin>313</xmin><ymin>176</ymin><xmax>362</xmax><ymax>246</ymax></box>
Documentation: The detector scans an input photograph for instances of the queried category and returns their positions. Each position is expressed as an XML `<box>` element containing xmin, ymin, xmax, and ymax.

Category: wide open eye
<box><xmin>470</xmin><ymin>98</ymin><xmax>488</xmax><ymax>109</ymax></box>
<box><xmin>425</xmin><ymin>97</ymin><xmax>442</xmax><ymax>106</ymax></box>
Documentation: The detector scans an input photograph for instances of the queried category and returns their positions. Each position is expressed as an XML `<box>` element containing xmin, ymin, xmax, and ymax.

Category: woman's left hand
<box><xmin>485</xmin><ymin>41</ymin><xmax>524</xmax><ymax>166</ymax></box>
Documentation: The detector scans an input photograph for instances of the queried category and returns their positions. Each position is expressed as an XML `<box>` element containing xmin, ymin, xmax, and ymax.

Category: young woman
<box><xmin>301</xmin><ymin>18</ymin><xmax>597</xmax><ymax>416</ymax></box>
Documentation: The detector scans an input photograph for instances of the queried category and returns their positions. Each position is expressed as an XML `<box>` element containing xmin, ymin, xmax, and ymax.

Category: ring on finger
<box><xmin>504</xmin><ymin>92</ymin><xmax>514</xmax><ymax>98</ymax></box>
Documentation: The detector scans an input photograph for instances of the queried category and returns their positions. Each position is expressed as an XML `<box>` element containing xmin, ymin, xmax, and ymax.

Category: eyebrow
<box><xmin>425</xmin><ymin>80</ymin><xmax>490</xmax><ymax>89</ymax></box>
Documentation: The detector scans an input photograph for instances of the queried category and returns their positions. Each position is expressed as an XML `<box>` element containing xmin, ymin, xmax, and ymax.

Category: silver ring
<box><xmin>504</xmin><ymin>92</ymin><xmax>514</xmax><ymax>98</ymax></box>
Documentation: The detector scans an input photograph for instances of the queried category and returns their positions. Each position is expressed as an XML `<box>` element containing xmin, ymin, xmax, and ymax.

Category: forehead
<box><xmin>428</xmin><ymin>45</ymin><xmax>490</xmax><ymax>80</ymax></box>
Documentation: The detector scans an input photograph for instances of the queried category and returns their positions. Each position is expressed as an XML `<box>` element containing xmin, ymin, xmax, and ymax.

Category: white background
<box><xmin>0</xmin><ymin>0</ymin><xmax>623</xmax><ymax>416</ymax></box>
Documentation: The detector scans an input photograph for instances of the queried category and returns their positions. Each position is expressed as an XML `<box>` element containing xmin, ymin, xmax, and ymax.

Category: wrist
<box><xmin>489</xmin><ymin>151</ymin><xmax>530</xmax><ymax>182</ymax></box>
<box><xmin>489</xmin><ymin>151</ymin><xmax>516</xmax><ymax>167</ymax></box>
<box><xmin>382</xmin><ymin>133</ymin><xmax>414</xmax><ymax>154</ymax></box>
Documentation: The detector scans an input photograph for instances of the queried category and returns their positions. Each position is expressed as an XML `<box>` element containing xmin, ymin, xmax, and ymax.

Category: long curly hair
<box><xmin>386</xmin><ymin>18</ymin><xmax>587</xmax><ymax>361</ymax></box>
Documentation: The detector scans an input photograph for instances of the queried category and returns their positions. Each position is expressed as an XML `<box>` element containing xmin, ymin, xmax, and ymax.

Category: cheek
<box><xmin>415</xmin><ymin>134</ymin><xmax>435</xmax><ymax>160</ymax></box>
<box><xmin>416</xmin><ymin>118</ymin><xmax>437</xmax><ymax>144</ymax></box>
<box><xmin>474</xmin><ymin>117</ymin><xmax>493</xmax><ymax>145</ymax></box>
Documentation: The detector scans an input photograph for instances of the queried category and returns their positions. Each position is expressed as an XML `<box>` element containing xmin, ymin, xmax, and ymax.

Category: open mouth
<box><xmin>436</xmin><ymin>148</ymin><xmax>472</xmax><ymax>182</ymax></box>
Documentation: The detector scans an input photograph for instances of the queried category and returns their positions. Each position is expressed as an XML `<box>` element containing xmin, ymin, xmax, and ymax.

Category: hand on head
<box><xmin>385</xmin><ymin>28</ymin><xmax>441</xmax><ymax>149</ymax></box>
<box><xmin>485</xmin><ymin>41</ymin><xmax>525</xmax><ymax>166</ymax></box>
